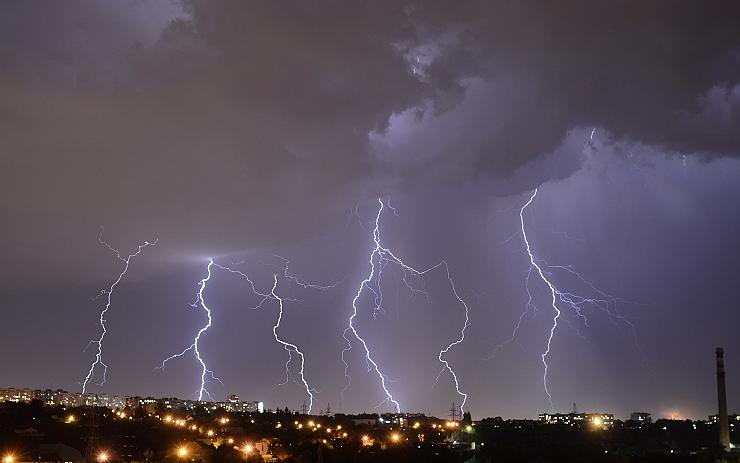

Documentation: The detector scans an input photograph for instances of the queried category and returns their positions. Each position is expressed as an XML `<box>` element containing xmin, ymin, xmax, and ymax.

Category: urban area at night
<box><xmin>3</xmin><ymin>0</ymin><xmax>740</xmax><ymax>462</ymax></box>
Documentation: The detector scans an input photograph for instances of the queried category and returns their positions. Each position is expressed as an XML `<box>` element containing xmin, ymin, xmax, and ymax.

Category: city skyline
<box><xmin>2</xmin><ymin>1</ymin><xmax>740</xmax><ymax>422</ymax></box>
<box><xmin>0</xmin><ymin>380</ymin><xmax>733</xmax><ymax>422</ymax></box>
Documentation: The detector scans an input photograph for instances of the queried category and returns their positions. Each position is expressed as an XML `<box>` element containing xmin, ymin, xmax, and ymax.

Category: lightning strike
<box><xmin>270</xmin><ymin>275</ymin><xmax>315</xmax><ymax>413</ymax></box>
<box><xmin>504</xmin><ymin>188</ymin><xmax>643</xmax><ymax>412</ymax></box>
<box><xmin>341</xmin><ymin>198</ymin><xmax>470</xmax><ymax>413</ymax></box>
<box><xmin>206</xmin><ymin>258</ymin><xmax>332</xmax><ymax>411</ymax></box>
<box><xmin>81</xmin><ymin>228</ymin><xmax>157</xmax><ymax>393</ymax></box>
<box><xmin>157</xmin><ymin>259</ymin><xmax>220</xmax><ymax>401</ymax></box>
<box><xmin>519</xmin><ymin>189</ymin><xmax>561</xmax><ymax>412</ymax></box>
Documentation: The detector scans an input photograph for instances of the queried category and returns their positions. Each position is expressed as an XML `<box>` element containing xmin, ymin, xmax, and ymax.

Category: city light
<box><xmin>391</xmin><ymin>433</ymin><xmax>401</xmax><ymax>443</ymax></box>
<box><xmin>243</xmin><ymin>444</ymin><xmax>253</xmax><ymax>454</ymax></box>
<box><xmin>3</xmin><ymin>454</ymin><xmax>14</xmax><ymax>463</ymax></box>
<box><xmin>591</xmin><ymin>416</ymin><xmax>604</xmax><ymax>430</ymax></box>
<box><xmin>65</xmin><ymin>415</ymin><xmax>75</xmax><ymax>424</ymax></box>
<box><xmin>177</xmin><ymin>447</ymin><xmax>188</xmax><ymax>458</ymax></box>
<box><xmin>97</xmin><ymin>451</ymin><xmax>109</xmax><ymax>463</ymax></box>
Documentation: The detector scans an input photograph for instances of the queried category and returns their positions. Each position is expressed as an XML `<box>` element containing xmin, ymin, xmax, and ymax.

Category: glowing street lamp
<box><xmin>390</xmin><ymin>433</ymin><xmax>401</xmax><ymax>443</ymax></box>
<box><xmin>4</xmin><ymin>454</ymin><xmax>15</xmax><ymax>463</ymax></box>
<box><xmin>97</xmin><ymin>451</ymin><xmax>109</xmax><ymax>463</ymax></box>
<box><xmin>177</xmin><ymin>447</ymin><xmax>188</xmax><ymax>458</ymax></box>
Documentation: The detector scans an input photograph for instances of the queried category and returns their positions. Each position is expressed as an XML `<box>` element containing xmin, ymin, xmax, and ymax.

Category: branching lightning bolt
<box><xmin>81</xmin><ymin>228</ymin><xmax>157</xmax><ymax>393</ymax></box>
<box><xmin>435</xmin><ymin>264</ymin><xmax>471</xmax><ymax>412</ymax></box>
<box><xmin>499</xmin><ymin>188</ymin><xmax>644</xmax><ymax>412</ymax></box>
<box><xmin>206</xmin><ymin>257</ymin><xmax>331</xmax><ymax>412</ymax></box>
<box><xmin>341</xmin><ymin>198</ymin><xmax>470</xmax><ymax>412</ymax></box>
<box><xmin>270</xmin><ymin>275</ymin><xmax>316</xmax><ymax>413</ymax></box>
<box><xmin>157</xmin><ymin>259</ymin><xmax>221</xmax><ymax>401</ymax></box>
<box><xmin>518</xmin><ymin>189</ymin><xmax>561</xmax><ymax>412</ymax></box>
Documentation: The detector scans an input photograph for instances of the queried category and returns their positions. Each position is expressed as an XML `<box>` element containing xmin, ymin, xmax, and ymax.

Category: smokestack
<box><xmin>716</xmin><ymin>347</ymin><xmax>730</xmax><ymax>451</ymax></box>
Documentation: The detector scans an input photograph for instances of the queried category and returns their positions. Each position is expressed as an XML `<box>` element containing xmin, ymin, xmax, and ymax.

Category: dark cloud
<box><xmin>3</xmin><ymin>1</ymin><xmax>740</xmax><ymax>284</ymax></box>
<box><xmin>377</xmin><ymin>0</ymin><xmax>740</xmax><ymax>189</ymax></box>
<box><xmin>2</xmin><ymin>0</ymin><xmax>740</xmax><ymax>418</ymax></box>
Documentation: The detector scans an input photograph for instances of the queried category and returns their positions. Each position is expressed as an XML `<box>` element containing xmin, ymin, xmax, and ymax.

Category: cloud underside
<box><xmin>1</xmin><ymin>0</ymin><xmax>739</xmax><ymax>275</ymax></box>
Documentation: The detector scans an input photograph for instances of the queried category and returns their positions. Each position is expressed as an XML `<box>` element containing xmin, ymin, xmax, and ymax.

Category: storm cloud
<box><xmin>2</xmin><ymin>1</ymin><xmax>740</xmax><ymax>418</ymax></box>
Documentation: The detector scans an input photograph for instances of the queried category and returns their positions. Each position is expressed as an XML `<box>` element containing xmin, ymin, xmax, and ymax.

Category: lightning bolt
<box><xmin>341</xmin><ymin>198</ymin><xmax>470</xmax><ymax>413</ymax></box>
<box><xmin>435</xmin><ymin>263</ymin><xmax>471</xmax><ymax>412</ymax></box>
<box><xmin>186</xmin><ymin>257</ymin><xmax>332</xmax><ymax>411</ymax></box>
<box><xmin>157</xmin><ymin>259</ymin><xmax>221</xmax><ymax>401</ymax></box>
<box><xmin>518</xmin><ymin>189</ymin><xmax>561</xmax><ymax>411</ymax></box>
<box><xmin>269</xmin><ymin>275</ymin><xmax>315</xmax><ymax>413</ymax></box>
<box><xmin>502</xmin><ymin>188</ymin><xmax>643</xmax><ymax>412</ymax></box>
<box><xmin>81</xmin><ymin>228</ymin><xmax>157</xmax><ymax>393</ymax></box>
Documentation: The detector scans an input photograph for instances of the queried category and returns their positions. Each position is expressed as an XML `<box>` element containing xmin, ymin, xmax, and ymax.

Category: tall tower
<box><xmin>716</xmin><ymin>347</ymin><xmax>730</xmax><ymax>451</ymax></box>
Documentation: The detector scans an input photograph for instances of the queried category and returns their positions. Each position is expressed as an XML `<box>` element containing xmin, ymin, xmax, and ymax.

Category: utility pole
<box><xmin>85</xmin><ymin>396</ymin><xmax>99</xmax><ymax>462</ymax></box>
<box><xmin>449</xmin><ymin>402</ymin><xmax>458</xmax><ymax>421</ymax></box>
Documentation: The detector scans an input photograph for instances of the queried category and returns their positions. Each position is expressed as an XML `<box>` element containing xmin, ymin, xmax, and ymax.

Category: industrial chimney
<box><xmin>716</xmin><ymin>347</ymin><xmax>730</xmax><ymax>451</ymax></box>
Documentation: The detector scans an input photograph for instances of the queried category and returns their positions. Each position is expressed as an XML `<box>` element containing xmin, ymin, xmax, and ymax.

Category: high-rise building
<box><xmin>630</xmin><ymin>412</ymin><xmax>651</xmax><ymax>423</ymax></box>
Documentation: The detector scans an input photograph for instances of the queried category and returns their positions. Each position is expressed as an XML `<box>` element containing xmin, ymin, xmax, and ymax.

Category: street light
<box><xmin>97</xmin><ymin>451</ymin><xmax>109</xmax><ymax>463</ymax></box>
<box><xmin>177</xmin><ymin>447</ymin><xmax>188</xmax><ymax>458</ymax></box>
<box><xmin>4</xmin><ymin>454</ymin><xmax>14</xmax><ymax>463</ymax></box>
<box><xmin>390</xmin><ymin>433</ymin><xmax>401</xmax><ymax>443</ymax></box>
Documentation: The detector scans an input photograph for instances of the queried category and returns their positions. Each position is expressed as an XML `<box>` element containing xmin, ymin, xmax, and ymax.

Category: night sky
<box><xmin>2</xmin><ymin>1</ymin><xmax>740</xmax><ymax>421</ymax></box>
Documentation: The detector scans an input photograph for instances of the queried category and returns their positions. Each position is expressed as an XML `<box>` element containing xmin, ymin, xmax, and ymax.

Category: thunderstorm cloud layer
<box><xmin>1</xmin><ymin>0</ymin><xmax>740</xmax><ymax>419</ymax></box>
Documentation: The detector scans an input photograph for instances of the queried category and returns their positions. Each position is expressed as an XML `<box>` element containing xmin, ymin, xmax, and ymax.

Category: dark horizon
<box><xmin>2</xmin><ymin>1</ymin><xmax>740</xmax><ymax>421</ymax></box>
<box><xmin>2</xmin><ymin>382</ymin><xmax>735</xmax><ymax>423</ymax></box>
